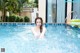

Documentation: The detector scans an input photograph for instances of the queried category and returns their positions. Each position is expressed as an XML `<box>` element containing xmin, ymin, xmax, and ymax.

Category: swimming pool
<box><xmin>0</xmin><ymin>23</ymin><xmax>80</xmax><ymax>53</ymax></box>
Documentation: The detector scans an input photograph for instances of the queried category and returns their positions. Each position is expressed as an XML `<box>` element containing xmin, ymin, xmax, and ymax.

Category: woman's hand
<box><xmin>39</xmin><ymin>34</ymin><xmax>44</xmax><ymax>39</ymax></box>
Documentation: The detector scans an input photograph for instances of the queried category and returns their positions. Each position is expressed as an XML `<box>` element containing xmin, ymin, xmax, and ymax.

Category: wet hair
<box><xmin>35</xmin><ymin>17</ymin><xmax>43</xmax><ymax>33</ymax></box>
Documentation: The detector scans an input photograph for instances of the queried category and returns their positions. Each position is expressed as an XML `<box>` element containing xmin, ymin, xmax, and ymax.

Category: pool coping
<box><xmin>0</xmin><ymin>22</ymin><xmax>80</xmax><ymax>30</ymax></box>
<box><xmin>0</xmin><ymin>22</ymin><xmax>65</xmax><ymax>23</ymax></box>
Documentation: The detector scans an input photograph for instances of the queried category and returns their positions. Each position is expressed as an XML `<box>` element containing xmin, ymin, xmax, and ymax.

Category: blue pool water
<box><xmin>0</xmin><ymin>23</ymin><xmax>80</xmax><ymax>53</ymax></box>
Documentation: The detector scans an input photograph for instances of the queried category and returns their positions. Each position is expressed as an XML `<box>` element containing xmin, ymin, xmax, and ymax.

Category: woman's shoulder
<box><xmin>31</xmin><ymin>27</ymin><xmax>36</xmax><ymax>31</ymax></box>
<box><xmin>43</xmin><ymin>26</ymin><xmax>46</xmax><ymax>31</ymax></box>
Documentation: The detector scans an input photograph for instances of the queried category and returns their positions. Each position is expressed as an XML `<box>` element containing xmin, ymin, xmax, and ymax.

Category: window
<box><xmin>46</xmin><ymin>0</ymin><xmax>57</xmax><ymax>23</ymax></box>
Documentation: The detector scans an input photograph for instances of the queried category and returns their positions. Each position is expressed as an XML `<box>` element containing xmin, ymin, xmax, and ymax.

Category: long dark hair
<box><xmin>35</xmin><ymin>17</ymin><xmax>43</xmax><ymax>33</ymax></box>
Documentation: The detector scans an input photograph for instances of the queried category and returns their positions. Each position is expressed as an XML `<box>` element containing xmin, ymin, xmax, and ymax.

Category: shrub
<box><xmin>1</xmin><ymin>15</ymin><xmax>30</xmax><ymax>22</ymax></box>
<box><xmin>24</xmin><ymin>16</ymin><xmax>30</xmax><ymax>22</ymax></box>
<box><xmin>8</xmin><ymin>16</ymin><xmax>16</xmax><ymax>22</ymax></box>
<box><xmin>15</xmin><ymin>16</ymin><xmax>20</xmax><ymax>22</ymax></box>
<box><xmin>0</xmin><ymin>17</ymin><xmax>2</xmax><ymax>22</ymax></box>
<box><xmin>5</xmin><ymin>16</ymin><xmax>9</xmax><ymax>22</ymax></box>
<box><xmin>0</xmin><ymin>20</ymin><xmax>2</xmax><ymax>22</ymax></box>
<box><xmin>20</xmin><ymin>18</ymin><xmax>23</xmax><ymax>22</ymax></box>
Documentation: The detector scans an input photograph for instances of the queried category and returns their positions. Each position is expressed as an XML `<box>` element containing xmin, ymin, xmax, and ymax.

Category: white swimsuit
<box><xmin>31</xmin><ymin>26</ymin><xmax>46</xmax><ymax>38</ymax></box>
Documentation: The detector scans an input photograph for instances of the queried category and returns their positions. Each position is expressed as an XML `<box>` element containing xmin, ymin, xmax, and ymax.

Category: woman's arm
<box><xmin>31</xmin><ymin>27</ymin><xmax>36</xmax><ymax>35</ymax></box>
<box><xmin>31</xmin><ymin>27</ymin><xmax>40</xmax><ymax>38</ymax></box>
<box><xmin>39</xmin><ymin>27</ymin><xmax>46</xmax><ymax>38</ymax></box>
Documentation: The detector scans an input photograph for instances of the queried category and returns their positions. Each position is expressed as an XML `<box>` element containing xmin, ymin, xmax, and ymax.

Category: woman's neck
<box><xmin>36</xmin><ymin>26</ymin><xmax>40</xmax><ymax>29</ymax></box>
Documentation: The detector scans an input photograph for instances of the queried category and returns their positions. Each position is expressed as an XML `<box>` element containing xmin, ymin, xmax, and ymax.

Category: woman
<box><xmin>31</xmin><ymin>17</ymin><xmax>46</xmax><ymax>39</ymax></box>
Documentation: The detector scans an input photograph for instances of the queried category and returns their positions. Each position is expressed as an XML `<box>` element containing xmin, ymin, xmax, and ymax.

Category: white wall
<box><xmin>38</xmin><ymin>0</ymin><xmax>46</xmax><ymax>23</ymax></box>
<box><xmin>66</xmin><ymin>0</ymin><xmax>72</xmax><ymax>24</ymax></box>
<box><xmin>31</xmin><ymin>8</ymin><xmax>38</xmax><ymax>23</ymax></box>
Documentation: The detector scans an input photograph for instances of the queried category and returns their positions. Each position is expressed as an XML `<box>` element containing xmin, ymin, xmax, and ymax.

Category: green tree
<box><xmin>17</xmin><ymin>0</ymin><xmax>29</xmax><ymax>16</ymax></box>
<box><xmin>0</xmin><ymin>0</ymin><xmax>29</xmax><ymax>22</ymax></box>
<box><xmin>0</xmin><ymin>0</ymin><xmax>18</xmax><ymax>21</ymax></box>
<box><xmin>0</xmin><ymin>0</ymin><xmax>7</xmax><ymax>21</ymax></box>
<box><xmin>34</xmin><ymin>0</ymin><xmax>38</xmax><ymax>7</ymax></box>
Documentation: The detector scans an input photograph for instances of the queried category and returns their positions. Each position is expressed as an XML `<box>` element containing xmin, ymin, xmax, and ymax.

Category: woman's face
<box><xmin>36</xmin><ymin>19</ymin><xmax>41</xmax><ymax>26</ymax></box>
